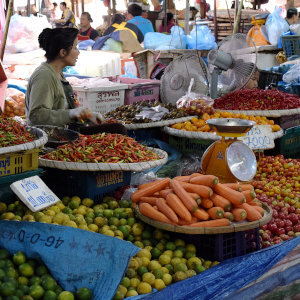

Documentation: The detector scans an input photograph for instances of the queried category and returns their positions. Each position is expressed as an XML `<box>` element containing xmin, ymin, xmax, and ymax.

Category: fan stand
<box><xmin>210</xmin><ymin>67</ymin><xmax>222</xmax><ymax>99</ymax></box>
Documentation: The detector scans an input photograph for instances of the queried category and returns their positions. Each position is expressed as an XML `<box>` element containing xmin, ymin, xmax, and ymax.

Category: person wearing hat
<box><xmin>286</xmin><ymin>7</ymin><xmax>298</xmax><ymax>26</ymax></box>
<box><xmin>78</xmin><ymin>12</ymin><xmax>100</xmax><ymax>41</ymax></box>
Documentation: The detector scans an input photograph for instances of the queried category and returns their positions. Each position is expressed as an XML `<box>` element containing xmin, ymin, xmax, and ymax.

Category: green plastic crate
<box><xmin>0</xmin><ymin>169</ymin><xmax>43</xmax><ymax>203</ymax></box>
<box><xmin>280</xmin><ymin>126</ymin><xmax>300</xmax><ymax>159</ymax></box>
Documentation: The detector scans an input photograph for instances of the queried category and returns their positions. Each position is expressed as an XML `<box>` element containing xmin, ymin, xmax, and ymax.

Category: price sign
<box><xmin>10</xmin><ymin>176</ymin><xmax>59</xmax><ymax>212</ymax></box>
<box><xmin>238</xmin><ymin>125</ymin><xmax>274</xmax><ymax>150</ymax></box>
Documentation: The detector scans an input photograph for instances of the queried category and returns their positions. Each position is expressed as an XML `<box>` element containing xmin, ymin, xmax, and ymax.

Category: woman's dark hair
<box><xmin>111</xmin><ymin>13</ymin><xmax>125</xmax><ymax>25</ymax></box>
<box><xmin>128</xmin><ymin>4</ymin><xmax>142</xmax><ymax>17</ymax></box>
<box><xmin>60</xmin><ymin>2</ymin><xmax>67</xmax><ymax>7</ymax></box>
<box><xmin>38</xmin><ymin>28</ymin><xmax>78</xmax><ymax>62</ymax></box>
<box><xmin>81</xmin><ymin>12</ymin><xmax>93</xmax><ymax>22</ymax></box>
<box><xmin>53</xmin><ymin>2</ymin><xmax>57</xmax><ymax>7</ymax></box>
<box><xmin>162</xmin><ymin>12</ymin><xmax>173</xmax><ymax>27</ymax></box>
<box><xmin>287</xmin><ymin>8</ymin><xmax>298</xmax><ymax>19</ymax></box>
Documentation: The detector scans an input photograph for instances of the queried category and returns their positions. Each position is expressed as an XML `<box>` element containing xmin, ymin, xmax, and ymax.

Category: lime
<box><xmin>22</xmin><ymin>295</ymin><xmax>34</xmax><ymax>300</ymax></box>
<box><xmin>141</xmin><ymin>231</ymin><xmax>152</xmax><ymax>240</ymax></box>
<box><xmin>0</xmin><ymin>269</ymin><xmax>4</xmax><ymax>280</ymax></box>
<box><xmin>203</xmin><ymin>260</ymin><xmax>212</xmax><ymax>269</ymax></box>
<box><xmin>6</xmin><ymin>267</ymin><xmax>18</xmax><ymax>278</ymax></box>
<box><xmin>43</xmin><ymin>290</ymin><xmax>57</xmax><ymax>300</ymax></box>
<box><xmin>176</xmin><ymin>245</ymin><xmax>186</xmax><ymax>254</ymax></box>
<box><xmin>6</xmin><ymin>296</ymin><xmax>19</xmax><ymax>300</ymax></box>
<box><xmin>153</xmin><ymin>230</ymin><xmax>163</xmax><ymax>240</ymax></box>
<box><xmin>137</xmin><ymin>266</ymin><xmax>148</xmax><ymax>277</ymax></box>
<box><xmin>141</xmin><ymin>257</ymin><xmax>150</xmax><ymax>267</ymax></box>
<box><xmin>160</xmin><ymin>267</ymin><xmax>169</xmax><ymax>274</ymax></box>
<box><xmin>61</xmin><ymin>196</ymin><xmax>71</xmax><ymax>205</ymax></box>
<box><xmin>88</xmin><ymin>224</ymin><xmax>98</xmax><ymax>232</ymax></box>
<box><xmin>103</xmin><ymin>209</ymin><xmax>114</xmax><ymax>218</ymax></box>
<box><xmin>127</xmin><ymin>217</ymin><xmax>136</xmax><ymax>226</ymax></box>
<box><xmin>132</xmin><ymin>224</ymin><xmax>143</xmax><ymax>236</ymax></box>
<box><xmin>133</xmin><ymin>241</ymin><xmax>144</xmax><ymax>248</ymax></box>
<box><xmin>187</xmin><ymin>257</ymin><xmax>202</xmax><ymax>270</ymax></box>
<box><xmin>17</xmin><ymin>276</ymin><xmax>28</xmax><ymax>285</ymax></box>
<box><xmin>84</xmin><ymin>217</ymin><xmax>93</xmax><ymax>225</ymax></box>
<box><xmin>118</xmin><ymin>285</ymin><xmax>127</xmax><ymax>297</ymax></box>
<box><xmin>175</xmin><ymin>239</ymin><xmax>185</xmax><ymax>247</ymax></box>
<box><xmin>185</xmin><ymin>269</ymin><xmax>197</xmax><ymax>278</ymax></box>
<box><xmin>153</xmin><ymin>279</ymin><xmax>165</xmax><ymax>291</ymax></box>
<box><xmin>58</xmin><ymin>291</ymin><xmax>74</xmax><ymax>300</ymax></box>
<box><xmin>211</xmin><ymin>261</ymin><xmax>220</xmax><ymax>267</ymax></box>
<box><xmin>185</xmin><ymin>251</ymin><xmax>196</xmax><ymax>259</ymax></box>
<box><xmin>119</xmin><ymin>199</ymin><xmax>131</xmax><ymax>208</ymax></box>
<box><xmin>129</xmin><ymin>259</ymin><xmax>139</xmax><ymax>270</ymax></box>
<box><xmin>108</xmin><ymin>217</ymin><xmax>119</xmax><ymax>227</ymax></box>
<box><xmin>142</xmin><ymin>240</ymin><xmax>152</xmax><ymax>247</ymax></box>
<box><xmin>173</xmin><ymin>250</ymin><xmax>184</xmax><ymax>258</ymax></box>
<box><xmin>173</xmin><ymin>271</ymin><xmax>187</xmax><ymax>282</ymax></box>
<box><xmin>170</xmin><ymin>257</ymin><xmax>181</xmax><ymax>266</ymax></box>
<box><xmin>186</xmin><ymin>244</ymin><xmax>196</xmax><ymax>253</ymax></box>
<box><xmin>0</xmin><ymin>249</ymin><xmax>9</xmax><ymax>260</ymax></box>
<box><xmin>27</xmin><ymin>259</ymin><xmax>37</xmax><ymax>269</ymax></box>
<box><xmin>29</xmin><ymin>276</ymin><xmax>42</xmax><ymax>286</ymax></box>
<box><xmin>126</xmin><ymin>290</ymin><xmax>138</xmax><ymax>297</ymax></box>
<box><xmin>68</xmin><ymin>200</ymin><xmax>79</xmax><ymax>210</ymax></box>
<box><xmin>82</xmin><ymin>198</ymin><xmax>94</xmax><ymax>207</ymax></box>
<box><xmin>42</xmin><ymin>277</ymin><xmax>57</xmax><ymax>291</ymax></box>
<box><xmin>108</xmin><ymin>201</ymin><xmax>119</xmax><ymax>209</ymax></box>
<box><xmin>121</xmin><ymin>277</ymin><xmax>131</xmax><ymax>288</ymax></box>
<box><xmin>29</xmin><ymin>284</ymin><xmax>44</xmax><ymax>299</ymax></box>
<box><xmin>0</xmin><ymin>281</ymin><xmax>16</xmax><ymax>296</ymax></box>
<box><xmin>152</xmin><ymin>269</ymin><xmax>163</xmax><ymax>279</ymax></box>
<box><xmin>166</xmin><ymin>242</ymin><xmax>176</xmax><ymax>251</ymax></box>
<box><xmin>127</xmin><ymin>234</ymin><xmax>135</xmax><ymax>242</ymax></box>
<box><xmin>130</xmin><ymin>278</ymin><xmax>140</xmax><ymax>288</ymax></box>
<box><xmin>194</xmin><ymin>265</ymin><xmax>206</xmax><ymax>274</ymax></box>
<box><xmin>137</xmin><ymin>249</ymin><xmax>151</xmax><ymax>260</ymax></box>
<box><xmin>15</xmin><ymin>288</ymin><xmax>25</xmax><ymax>298</ymax></box>
<box><xmin>0</xmin><ymin>202</ymin><xmax>7</xmax><ymax>213</ymax></box>
<box><xmin>148</xmin><ymin>261</ymin><xmax>161</xmax><ymax>271</ymax></box>
<box><xmin>18</xmin><ymin>284</ymin><xmax>30</xmax><ymax>294</ymax></box>
<box><xmin>174</xmin><ymin>263</ymin><xmax>188</xmax><ymax>273</ymax></box>
<box><xmin>112</xmin><ymin>290</ymin><xmax>123</xmax><ymax>300</ymax></box>
<box><xmin>125</xmin><ymin>268</ymin><xmax>137</xmax><ymax>279</ymax></box>
<box><xmin>71</xmin><ymin>196</ymin><xmax>81</xmax><ymax>204</ymax></box>
<box><xmin>159</xmin><ymin>254</ymin><xmax>171</xmax><ymax>266</ymax></box>
<box><xmin>163</xmin><ymin>250</ymin><xmax>173</xmax><ymax>258</ymax></box>
<box><xmin>163</xmin><ymin>273</ymin><xmax>172</xmax><ymax>286</ymax></box>
<box><xmin>75</xmin><ymin>287</ymin><xmax>92</xmax><ymax>300</ymax></box>
<box><xmin>62</xmin><ymin>207</ymin><xmax>73</xmax><ymax>214</ymax></box>
<box><xmin>137</xmin><ymin>282</ymin><xmax>152</xmax><ymax>294</ymax></box>
<box><xmin>12</xmin><ymin>251</ymin><xmax>26</xmax><ymax>265</ymax></box>
<box><xmin>19</xmin><ymin>263</ymin><xmax>34</xmax><ymax>277</ymax></box>
<box><xmin>150</xmin><ymin>248</ymin><xmax>161</xmax><ymax>259</ymax></box>
<box><xmin>94</xmin><ymin>217</ymin><xmax>106</xmax><ymax>227</ymax></box>
<box><xmin>54</xmin><ymin>285</ymin><xmax>63</xmax><ymax>295</ymax></box>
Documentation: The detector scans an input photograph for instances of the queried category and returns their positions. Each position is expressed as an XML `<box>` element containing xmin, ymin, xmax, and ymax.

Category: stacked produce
<box><xmin>132</xmin><ymin>174</ymin><xmax>264</xmax><ymax>227</ymax></box>
<box><xmin>252</xmin><ymin>155</ymin><xmax>300</xmax><ymax>248</ymax></box>
<box><xmin>0</xmin><ymin>118</ymin><xmax>35</xmax><ymax>147</ymax></box>
<box><xmin>171</xmin><ymin>113</ymin><xmax>281</xmax><ymax>132</ymax></box>
<box><xmin>104</xmin><ymin>101</ymin><xmax>188</xmax><ymax>124</ymax></box>
<box><xmin>0</xmin><ymin>248</ymin><xmax>92</xmax><ymax>299</ymax></box>
<box><xmin>41</xmin><ymin>133</ymin><xmax>161</xmax><ymax>163</ymax></box>
<box><xmin>177</xmin><ymin>98</ymin><xmax>215</xmax><ymax>117</ymax></box>
<box><xmin>1</xmin><ymin>88</ymin><xmax>25</xmax><ymax>118</ymax></box>
<box><xmin>213</xmin><ymin>89</ymin><xmax>300</xmax><ymax>110</ymax></box>
<box><xmin>0</xmin><ymin>197</ymin><xmax>217</xmax><ymax>299</ymax></box>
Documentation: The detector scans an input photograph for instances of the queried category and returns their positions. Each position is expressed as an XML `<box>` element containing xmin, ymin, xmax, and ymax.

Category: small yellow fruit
<box><xmin>153</xmin><ymin>279</ymin><xmax>165</xmax><ymax>290</ymax></box>
<box><xmin>142</xmin><ymin>272</ymin><xmax>155</xmax><ymax>285</ymax></box>
<box><xmin>137</xmin><ymin>282</ymin><xmax>152</xmax><ymax>294</ymax></box>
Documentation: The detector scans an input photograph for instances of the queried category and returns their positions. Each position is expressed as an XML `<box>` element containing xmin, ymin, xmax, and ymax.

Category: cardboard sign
<box><xmin>10</xmin><ymin>176</ymin><xmax>59</xmax><ymax>212</ymax></box>
<box><xmin>239</xmin><ymin>125</ymin><xmax>275</xmax><ymax>150</ymax></box>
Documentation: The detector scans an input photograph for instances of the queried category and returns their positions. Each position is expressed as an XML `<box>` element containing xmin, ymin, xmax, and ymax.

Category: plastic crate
<box><xmin>0</xmin><ymin>148</ymin><xmax>40</xmax><ymax>177</ymax></box>
<box><xmin>172</xmin><ymin>229</ymin><xmax>260</xmax><ymax>261</ymax></box>
<box><xmin>282</xmin><ymin>35</ymin><xmax>300</xmax><ymax>58</ymax></box>
<box><xmin>42</xmin><ymin>168</ymin><xmax>131</xmax><ymax>202</ymax></box>
<box><xmin>271</xmin><ymin>114</ymin><xmax>300</xmax><ymax>130</ymax></box>
<box><xmin>258</xmin><ymin>70</ymin><xmax>282</xmax><ymax>89</ymax></box>
<box><xmin>73</xmin><ymin>84</ymin><xmax>128</xmax><ymax>114</ymax></box>
<box><xmin>111</xmin><ymin>77</ymin><xmax>160</xmax><ymax>105</ymax></box>
<box><xmin>280</xmin><ymin>126</ymin><xmax>300</xmax><ymax>159</ymax></box>
<box><xmin>0</xmin><ymin>169</ymin><xmax>43</xmax><ymax>203</ymax></box>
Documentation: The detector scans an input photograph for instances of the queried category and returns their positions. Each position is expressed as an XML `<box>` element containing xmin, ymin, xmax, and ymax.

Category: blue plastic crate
<box><xmin>0</xmin><ymin>169</ymin><xmax>43</xmax><ymax>203</ymax></box>
<box><xmin>42</xmin><ymin>168</ymin><xmax>131</xmax><ymax>202</ymax></box>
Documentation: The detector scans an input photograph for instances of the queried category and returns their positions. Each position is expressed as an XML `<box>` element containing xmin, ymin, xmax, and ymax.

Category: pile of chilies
<box><xmin>42</xmin><ymin>133</ymin><xmax>161</xmax><ymax>163</ymax></box>
<box><xmin>0</xmin><ymin>118</ymin><xmax>35</xmax><ymax>147</ymax></box>
<box><xmin>213</xmin><ymin>89</ymin><xmax>300</xmax><ymax>110</ymax></box>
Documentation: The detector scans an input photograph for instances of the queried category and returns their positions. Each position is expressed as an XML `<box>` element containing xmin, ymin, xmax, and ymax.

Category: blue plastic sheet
<box><xmin>186</xmin><ymin>25</ymin><xmax>217</xmax><ymax>50</ymax></box>
<box><xmin>0</xmin><ymin>221</ymin><xmax>139</xmax><ymax>299</ymax></box>
<box><xmin>126</xmin><ymin>236</ymin><xmax>300</xmax><ymax>300</ymax></box>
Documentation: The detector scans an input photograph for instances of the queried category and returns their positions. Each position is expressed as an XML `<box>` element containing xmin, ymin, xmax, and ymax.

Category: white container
<box><xmin>73</xmin><ymin>84</ymin><xmax>128</xmax><ymax>114</ymax></box>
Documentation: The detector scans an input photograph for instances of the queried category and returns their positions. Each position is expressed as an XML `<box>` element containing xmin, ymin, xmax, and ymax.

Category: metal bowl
<box><xmin>206</xmin><ymin>118</ymin><xmax>256</xmax><ymax>134</ymax></box>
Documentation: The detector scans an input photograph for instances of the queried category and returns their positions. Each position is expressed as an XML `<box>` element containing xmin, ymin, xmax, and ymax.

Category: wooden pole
<box><xmin>81</xmin><ymin>0</ymin><xmax>84</xmax><ymax>14</ymax></box>
<box><xmin>27</xmin><ymin>0</ymin><xmax>30</xmax><ymax>16</ymax></box>
<box><xmin>1</xmin><ymin>0</ymin><xmax>13</xmax><ymax>61</ymax></box>
<box><xmin>112</xmin><ymin>0</ymin><xmax>116</xmax><ymax>14</ymax></box>
<box><xmin>233</xmin><ymin>0</ymin><xmax>243</xmax><ymax>34</ymax></box>
<box><xmin>213</xmin><ymin>0</ymin><xmax>217</xmax><ymax>41</ymax></box>
<box><xmin>184</xmin><ymin>0</ymin><xmax>190</xmax><ymax>35</ymax></box>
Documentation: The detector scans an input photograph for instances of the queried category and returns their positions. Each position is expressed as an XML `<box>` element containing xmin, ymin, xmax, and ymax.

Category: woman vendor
<box><xmin>26</xmin><ymin>28</ymin><xmax>103</xmax><ymax>126</ymax></box>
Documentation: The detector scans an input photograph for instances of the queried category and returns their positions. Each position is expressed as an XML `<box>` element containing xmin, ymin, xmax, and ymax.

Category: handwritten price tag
<box><xmin>238</xmin><ymin>125</ymin><xmax>275</xmax><ymax>150</ymax></box>
<box><xmin>10</xmin><ymin>176</ymin><xmax>59</xmax><ymax>212</ymax></box>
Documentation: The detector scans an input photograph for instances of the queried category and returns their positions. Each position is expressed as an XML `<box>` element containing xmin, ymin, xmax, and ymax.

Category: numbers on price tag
<box><xmin>239</xmin><ymin>125</ymin><xmax>275</xmax><ymax>150</ymax></box>
<box><xmin>10</xmin><ymin>176</ymin><xmax>59</xmax><ymax>212</ymax></box>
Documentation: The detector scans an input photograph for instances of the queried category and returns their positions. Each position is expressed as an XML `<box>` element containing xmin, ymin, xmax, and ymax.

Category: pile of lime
<box><xmin>0</xmin><ymin>196</ymin><xmax>218</xmax><ymax>299</ymax></box>
<box><xmin>0</xmin><ymin>248</ymin><xmax>92</xmax><ymax>300</ymax></box>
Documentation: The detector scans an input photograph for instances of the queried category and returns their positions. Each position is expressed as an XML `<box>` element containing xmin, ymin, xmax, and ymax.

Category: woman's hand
<box><xmin>89</xmin><ymin>112</ymin><xmax>104</xmax><ymax>124</ymax></box>
<box><xmin>69</xmin><ymin>107</ymin><xmax>92</xmax><ymax>121</ymax></box>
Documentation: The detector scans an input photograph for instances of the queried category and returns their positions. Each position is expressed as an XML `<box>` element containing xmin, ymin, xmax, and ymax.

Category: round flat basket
<box><xmin>135</xmin><ymin>202</ymin><xmax>272</xmax><ymax>234</ymax></box>
<box><xmin>218</xmin><ymin>108</ymin><xmax>300</xmax><ymax>117</ymax></box>
<box><xmin>0</xmin><ymin>126</ymin><xmax>48</xmax><ymax>155</ymax></box>
<box><xmin>39</xmin><ymin>147</ymin><xmax>168</xmax><ymax>172</ymax></box>
<box><xmin>123</xmin><ymin>116</ymin><xmax>193</xmax><ymax>130</ymax></box>
<box><xmin>163</xmin><ymin>126</ymin><xmax>220</xmax><ymax>140</ymax></box>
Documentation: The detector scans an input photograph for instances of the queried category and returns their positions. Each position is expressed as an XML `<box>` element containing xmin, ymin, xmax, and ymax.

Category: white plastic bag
<box><xmin>266</xmin><ymin>7</ymin><xmax>289</xmax><ymax>46</ymax></box>
<box><xmin>282</xmin><ymin>63</ymin><xmax>300</xmax><ymax>83</ymax></box>
<box><xmin>186</xmin><ymin>25</ymin><xmax>217</xmax><ymax>50</ymax></box>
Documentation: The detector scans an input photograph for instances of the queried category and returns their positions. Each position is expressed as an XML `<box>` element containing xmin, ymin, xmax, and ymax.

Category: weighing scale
<box><xmin>201</xmin><ymin>118</ymin><xmax>257</xmax><ymax>183</ymax></box>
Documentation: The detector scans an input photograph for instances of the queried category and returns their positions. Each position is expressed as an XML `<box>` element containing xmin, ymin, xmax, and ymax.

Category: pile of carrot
<box><xmin>131</xmin><ymin>173</ymin><xmax>264</xmax><ymax>228</ymax></box>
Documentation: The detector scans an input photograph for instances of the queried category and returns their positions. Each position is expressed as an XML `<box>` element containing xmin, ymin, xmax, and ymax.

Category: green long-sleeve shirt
<box><xmin>26</xmin><ymin>62</ymin><xmax>72</xmax><ymax>126</ymax></box>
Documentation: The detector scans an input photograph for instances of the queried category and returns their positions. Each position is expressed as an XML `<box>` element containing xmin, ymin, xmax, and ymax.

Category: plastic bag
<box><xmin>177</xmin><ymin>154</ymin><xmax>202</xmax><ymax>176</ymax></box>
<box><xmin>282</xmin><ymin>63</ymin><xmax>300</xmax><ymax>83</ymax></box>
<box><xmin>144</xmin><ymin>26</ymin><xmax>186</xmax><ymax>50</ymax></box>
<box><xmin>265</xmin><ymin>7</ymin><xmax>289</xmax><ymax>46</ymax></box>
<box><xmin>135</xmin><ymin>105</ymin><xmax>169</xmax><ymax>121</ymax></box>
<box><xmin>176</xmin><ymin>79</ymin><xmax>214</xmax><ymax>116</ymax></box>
<box><xmin>2</xmin><ymin>88</ymin><xmax>25</xmax><ymax>117</ymax></box>
<box><xmin>101</xmin><ymin>38</ymin><xmax>123</xmax><ymax>53</ymax></box>
<box><xmin>247</xmin><ymin>25</ymin><xmax>270</xmax><ymax>46</ymax></box>
<box><xmin>186</xmin><ymin>25</ymin><xmax>217</xmax><ymax>50</ymax></box>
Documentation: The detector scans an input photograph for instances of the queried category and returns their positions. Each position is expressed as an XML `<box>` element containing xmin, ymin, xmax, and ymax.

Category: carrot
<box><xmin>189</xmin><ymin>173</ymin><xmax>203</xmax><ymax>179</ymax></box>
<box><xmin>201</xmin><ymin>198</ymin><xmax>214</xmax><ymax>209</ymax></box>
<box><xmin>213</xmin><ymin>183</ymin><xmax>246</xmax><ymax>206</ymax></box>
<box><xmin>166</xmin><ymin>193</ymin><xmax>192</xmax><ymax>222</ymax></box>
<box><xmin>190</xmin><ymin>175</ymin><xmax>219</xmax><ymax>187</ymax></box>
<box><xmin>188</xmin><ymin>192</ymin><xmax>201</xmax><ymax>202</ymax></box>
<box><xmin>140</xmin><ymin>197</ymin><xmax>163</xmax><ymax>206</ymax></box>
<box><xmin>173</xmin><ymin>175</ymin><xmax>191</xmax><ymax>182</ymax></box>
<box><xmin>159</xmin><ymin>189</ymin><xmax>173</xmax><ymax>198</ymax></box>
<box><xmin>223</xmin><ymin>183</ymin><xmax>242</xmax><ymax>192</ymax></box>
<box><xmin>170</xmin><ymin>180</ymin><xmax>199</xmax><ymax>212</ymax></box>
<box><xmin>156</xmin><ymin>198</ymin><xmax>179</xmax><ymax>223</ymax></box>
<box><xmin>177</xmin><ymin>217</ymin><xmax>198</xmax><ymax>226</ymax></box>
<box><xmin>242</xmin><ymin>190</ymin><xmax>256</xmax><ymax>203</ymax></box>
<box><xmin>210</xmin><ymin>193</ymin><xmax>232</xmax><ymax>212</ymax></box>
<box><xmin>189</xmin><ymin>218</ymin><xmax>230</xmax><ymax>227</ymax></box>
<box><xmin>232</xmin><ymin>208</ymin><xmax>247</xmax><ymax>221</ymax></box>
<box><xmin>193</xmin><ymin>208</ymin><xmax>210</xmax><ymax>221</ymax></box>
<box><xmin>207</xmin><ymin>207</ymin><xmax>224</xmax><ymax>219</ymax></box>
<box><xmin>138</xmin><ymin>179</ymin><xmax>163</xmax><ymax>190</ymax></box>
<box><xmin>253</xmin><ymin>206</ymin><xmax>264</xmax><ymax>216</ymax></box>
<box><xmin>132</xmin><ymin>203</ymin><xmax>136</xmax><ymax>209</ymax></box>
<box><xmin>238</xmin><ymin>203</ymin><xmax>262</xmax><ymax>221</ymax></box>
<box><xmin>248</xmin><ymin>199</ymin><xmax>262</xmax><ymax>207</ymax></box>
<box><xmin>239</xmin><ymin>184</ymin><xmax>254</xmax><ymax>192</ymax></box>
<box><xmin>139</xmin><ymin>202</ymin><xmax>172</xmax><ymax>224</ymax></box>
<box><xmin>153</xmin><ymin>192</ymin><xmax>160</xmax><ymax>197</ymax></box>
<box><xmin>132</xmin><ymin>178</ymin><xmax>170</xmax><ymax>202</ymax></box>
<box><xmin>178</xmin><ymin>181</ymin><xmax>213</xmax><ymax>198</ymax></box>
<box><xmin>224</xmin><ymin>212</ymin><xmax>234</xmax><ymax>221</ymax></box>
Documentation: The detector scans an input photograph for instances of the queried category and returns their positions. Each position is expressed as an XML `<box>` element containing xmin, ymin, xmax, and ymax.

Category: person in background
<box><xmin>159</xmin><ymin>12</ymin><xmax>175</xmax><ymax>33</ymax></box>
<box><xmin>50</xmin><ymin>2</ymin><xmax>59</xmax><ymax>19</ymax></box>
<box><xmin>103</xmin><ymin>13</ymin><xmax>144</xmax><ymax>43</ymax></box>
<box><xmin>245</xmin><ymin>68</ymin><xmax>260</xmax><ymax>89</ymax></box>
<box><xmin>127</xmin><ymin>4</ymin><xmax>154</xmax><ymax>37</ymax></box>
<box><xmin>78</xmin><ymin>12</ymin><xmax>99</xmax><ymax>41</ymax></box>
<box><xmin>26</xmin><ymin>28</ymin><xmax>103</xmax><ymax>126</ymax></box>
<box><xmin>54</xmin><ymin>2</ymin><xmax>76</xmax><ymax>28</ymax></box>
<box><xmin>286</xmin><ymin>8</ymin><xmax>298</xmax><ymax>26</ymax></box>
